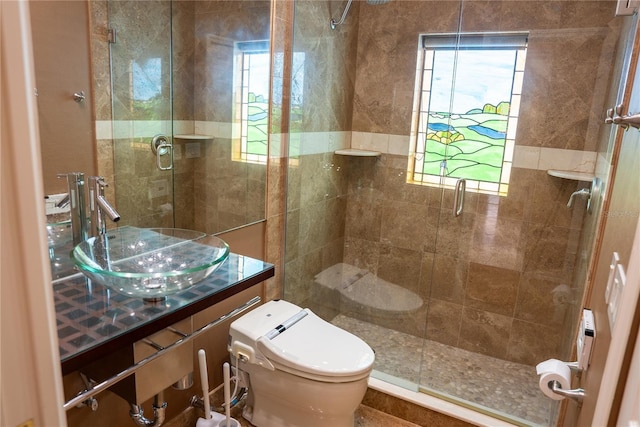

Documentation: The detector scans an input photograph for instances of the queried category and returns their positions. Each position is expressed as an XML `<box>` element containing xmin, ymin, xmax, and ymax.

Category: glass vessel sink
<box><xmin>72</xmin><ymin>227</ymin><xmax>229</xmax><ymax>299</ymax></box>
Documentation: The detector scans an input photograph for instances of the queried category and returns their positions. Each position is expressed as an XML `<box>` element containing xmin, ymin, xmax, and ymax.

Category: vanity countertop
<box><xmin>55</xmin><ymin>253</ymin><xmax>274</xmax><ymax>375</ymax></box>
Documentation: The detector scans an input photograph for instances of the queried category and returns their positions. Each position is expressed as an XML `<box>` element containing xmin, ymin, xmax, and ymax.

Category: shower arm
<box><xmin>330</xmin><ymin>0</ymin><xmax>354</xmax><ymax>30</ymax></box>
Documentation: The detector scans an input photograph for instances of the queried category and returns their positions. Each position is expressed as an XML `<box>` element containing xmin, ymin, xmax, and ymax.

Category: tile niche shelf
<box><xmin>547</xmin><ymin>169</ymin><xmax>595</xmax><ymax>182</ymax></box>
<box><xmin>334</xmin><ymin>148</ymin><xmax>381</xmax><ymax>157</ymax></box>
<box><xmin>173</xmin><ymin>134</ymin><xmax>214</xmax><ymax>140</ymax></box>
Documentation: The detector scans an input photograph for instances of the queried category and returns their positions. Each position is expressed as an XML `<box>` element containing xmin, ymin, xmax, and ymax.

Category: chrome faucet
<box><xmin>89</xmin><ymin>176</ymin><xmax>120</xmax><ymax>237</ymax></box>
<box><xmin>567</xmin><ymin>188</ymin><xmax>591</xmax><ymax>208</ymax></box>
<box><xmin>57</xmin><ymin>172</ymin><xmax>88</xmax><ymax>245</ymax></box>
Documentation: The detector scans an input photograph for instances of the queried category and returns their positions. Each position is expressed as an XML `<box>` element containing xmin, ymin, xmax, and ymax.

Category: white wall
<box><xmin>1</xmin><ymin>1</ymin><xmax>66</xmax><ymax>425</ymax></box>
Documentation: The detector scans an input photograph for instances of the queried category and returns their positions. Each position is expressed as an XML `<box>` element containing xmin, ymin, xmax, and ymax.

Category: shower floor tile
<box><xmin>332</xmin><ymin>315</ymin><xmax>557</xmax><ymax>427</ymax></box>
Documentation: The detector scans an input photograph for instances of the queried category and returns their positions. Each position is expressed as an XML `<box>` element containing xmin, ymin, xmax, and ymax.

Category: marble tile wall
<box><xmin>339</xmin><ymin>1</ymin><xmax>617</xmax><ymax>367</ymax></box>
<box><xmin>190</xmin><ymin>1</ymin><xmax>270</xmax><ymax>234</ymax></box>
<box><xmin>341</xmin><ymin>154</ymin><xmax>589</xmax><ymax>365</ymax></box>
<box><xmin>282</xmin><ymin>0</ymin><xmax>361</xmax><ymax>306</ymax></box>
<box><xmin>101</xmin><ymin>0</ymin><xmax>176</xmax><ymax>229</ymax></box>
<box><xmin>90</xmin><ymin>0</ymin><xmax>268</xmax><ymax>234</ymax></box>
<box><xmin>344</xmin><ymin>0</ymin><xmax>620</xmax><ymax>366</ymax></box>
<box><xmin>282</xmin><ymin>0</ymin><xmax>623</xmax><ymax>368</ymax></box>
<box><xmin>264</xmin><ymin>0</ymin><xmax>295</xmax><ymax>301</ymax></box>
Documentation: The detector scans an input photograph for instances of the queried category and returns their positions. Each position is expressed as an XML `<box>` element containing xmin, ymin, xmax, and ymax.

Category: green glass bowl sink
<box><xmin>72</xmin><ymin>227</ymin><xmax>229</xmax><ymax>299</ymax></box>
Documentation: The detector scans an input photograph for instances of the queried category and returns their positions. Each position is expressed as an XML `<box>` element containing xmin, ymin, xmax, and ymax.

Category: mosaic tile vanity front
<box><xmin>55</xmin><ymin>252</ymin><xmax>273</xmax><ymax>374</ymax></box>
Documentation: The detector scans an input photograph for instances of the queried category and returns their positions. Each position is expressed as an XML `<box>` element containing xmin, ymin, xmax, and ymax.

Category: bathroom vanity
<box><xmin>55</xmin><ymin>251</ymin><xmax>273</xmax><ymax>425</ymax></box>
<box><xmin>56</xmin><ymin>253</ymin><xmax>273</xmax><ymax>374</ymax></box>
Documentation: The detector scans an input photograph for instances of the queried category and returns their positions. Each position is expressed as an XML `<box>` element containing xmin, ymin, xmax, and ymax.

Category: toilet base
<box><xmin>239</xmin><ymin>364</ymin><xmax>367</xmax><ymax>427</ymax></box>
<box><xmin>243</xmin><ymin>397</ymin><xmax>357</xmax><ymax>427</ymax></box>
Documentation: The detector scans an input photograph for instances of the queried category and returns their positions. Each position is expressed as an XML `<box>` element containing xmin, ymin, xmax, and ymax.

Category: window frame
<box><xmin>233</xmin><ymin>40</ymin><xmax>270</xmax><ymax>165</ymax></box>
<box><xmin>408</xmin><ymin>32</ymin><xmax>528</xmax><ymax>196</ymax></box>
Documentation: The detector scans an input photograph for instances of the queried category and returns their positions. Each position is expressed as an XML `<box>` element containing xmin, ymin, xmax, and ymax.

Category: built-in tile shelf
<box><xmin>173</xmin><ymin>134</ymin><xmax>213</xmax><ymax>140</ymax></box>
<box><xmin>547</xmin><ymin>169</ymin><xmax>595</xmax><ymax>182</ymax></box>
<box><xmin>334</xmin><ymin>148</ymin><xmax>381</xmax><ymax>157</ymax></box>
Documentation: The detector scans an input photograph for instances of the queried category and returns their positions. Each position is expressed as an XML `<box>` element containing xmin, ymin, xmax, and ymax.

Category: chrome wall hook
<box><xmin>73</xmin><ymin>91</ymin><xmax>86</xmax><ymax>103</ymax></box>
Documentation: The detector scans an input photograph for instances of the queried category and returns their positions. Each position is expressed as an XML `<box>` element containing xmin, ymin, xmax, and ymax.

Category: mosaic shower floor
<box><xmin>332</xmin><ymin>315</ymin><xmax>558</xmax><ymax>427</ymax></box>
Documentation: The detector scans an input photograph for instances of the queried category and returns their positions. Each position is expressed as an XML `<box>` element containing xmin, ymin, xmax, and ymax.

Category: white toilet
<box><xmin>228</xmin><ymin>299</ymin><xmax>375</xmax><ymax>427</ymax></box>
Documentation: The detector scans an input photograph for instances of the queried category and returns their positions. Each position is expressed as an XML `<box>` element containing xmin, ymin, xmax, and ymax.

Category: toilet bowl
<box><xmin>228</xmin><ymin>299</ymin><xmax>375</xmax><ymax>427</ymax></box>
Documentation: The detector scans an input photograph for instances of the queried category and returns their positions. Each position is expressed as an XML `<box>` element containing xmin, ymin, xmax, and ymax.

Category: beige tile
<box><xmin>458</xmin><ymin>307</ymin><xmax>512</xmax><ymax>359</ymax></box>
<box><xmin>345</xmin><ymin>192</ymin><xmax>383</xmax><ymax>241</ymax></box>
<box><xmin>434</xmin><ymin>210</ymin><xmax>475</xmax><ymax>258</ymax></box>
<box><xmin>522</xmin><ymin>223</ymin><xmax>577</xmax><ymax>282</ymax></box>
<box><xmin>362</xmin><ymin>388</ymin><xmax>475</xmax><ymax>427</ymax></box>
<box><xmin>379</xmin><ymin>201</ymin><xmax>438</xmax><ymax>252</ymax></box>
<box><xmin>515</xmin><ymin>272</ymin><xmax>569</xmax><ymax>327</ymax></box>
<box><xmin>465</xmin><ymin>263</ymin><xmax>520</xmax><ymax>317</ymax></box>
<box><xmin>377</xmin><ymin>244</ymin><xmax>424</xmax><ymax>297</ymax></box>
<box><xmin>507</xmin><ymin>319</ymin><xmax>562</xmax><ymax>366</ymax></box>
<box><xmin>426</xmin><ymin>299</ymin><xmax>462</xmax><ymax>347</ymax></box>
<box><xmin>470</xmin><ymin>214</ymin><xmax>526</xmax><ymax>271</ymax></box>
<box><xmin>344</xmin><ymin>236</ymin><xmax>382</xmax><ymax>274</ymax></box>
<box><xmin>430</xmin><ymin>254</ymin><xmax>468</xmax><ymax>305</ymax></box>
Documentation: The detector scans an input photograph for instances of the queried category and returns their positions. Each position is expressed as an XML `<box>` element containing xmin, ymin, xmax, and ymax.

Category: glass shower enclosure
<box><xmin>107</xmin><ymin>0</ymin><xmax>270</xmax><ymax>235</ymax></box>
<box><xmin>283</xmin><ymin>1</ymin><xmax>631</xmax><ymax>426</ymax></box>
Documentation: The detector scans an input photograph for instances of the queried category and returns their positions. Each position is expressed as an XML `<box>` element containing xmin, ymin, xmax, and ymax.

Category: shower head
<box><xmin>331</xmin><ymin>0</ymin><xmax>391</xmax><ymax>30</ymax></box>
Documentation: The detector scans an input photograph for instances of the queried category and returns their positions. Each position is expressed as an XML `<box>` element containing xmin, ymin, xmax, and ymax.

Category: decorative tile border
<box><xmin>95</xmin><ymin>123</ymin><xmax>597</xmax><ymax>174</ymax></box>
<box><xmin>95</xmin><ymin>120</ymin><xmax>237</xmax><ymax>140</ymax></box>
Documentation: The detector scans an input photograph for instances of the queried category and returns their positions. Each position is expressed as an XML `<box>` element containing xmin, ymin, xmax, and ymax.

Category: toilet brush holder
<box><xmin>220</xmin><ymin>362</ymin><xmax>240</xmax><ymax>427</ymax></box>
<box><xmin>196</xmin><ymin>411</ymin><xmax>227</xmax><ymax>427</ymax></box>
<box><xmin>218</xmin><ymin>419</ymin><xmax>240</xmax><ymax>427</ymax></box>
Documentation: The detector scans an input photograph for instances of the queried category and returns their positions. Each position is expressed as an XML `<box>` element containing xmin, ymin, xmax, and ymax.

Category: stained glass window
<box><xmin>411</xmin><ymin>33</ymin><xmax>528</xmax><ymax>196</ymax></box>
<box><xmin>236</xmin><ymin>41</ymin><xmax>270</xmax><ymax>164</ymax></box>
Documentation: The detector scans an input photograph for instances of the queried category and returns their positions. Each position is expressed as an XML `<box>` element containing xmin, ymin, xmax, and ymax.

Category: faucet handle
<box><xmin>567</xmin><ymin>188</ymin><xmax>590</xmax><ymax>208</ymax></box>
<box><xmin>57</xmin><ymin>172</ymin><xmax>85</xmax><ymax>182</ymax></box>
<box><xmin>89</xmin><ymin>176</ymin><xmax>109</xmax><ymax>190</ymax></box>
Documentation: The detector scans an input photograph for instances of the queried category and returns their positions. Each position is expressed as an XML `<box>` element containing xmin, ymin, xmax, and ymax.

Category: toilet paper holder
<box><xmin>537</xmin><ymin>359</ymin><xmax>585</xmax><ymax>404</ymax></box>
<box><xmin>547</xmin><ymin>380</ymin><xmax>585</xmax><ymax>404</ymax></box>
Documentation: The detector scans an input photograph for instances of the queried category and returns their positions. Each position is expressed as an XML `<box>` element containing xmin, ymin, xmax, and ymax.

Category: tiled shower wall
<box><xmin>190</xmin><ymin>1</ymin><xmax>269</xmax><ymax>234</ymax></box>
<box><xmin>283</xmin><ymin>0</ymin><xmax>361</xmax><ymax>303</ymax></box>
<box><xmin>91</xmin><ymin>0</ymin><xmax>267</xmax><ymax>234</ymax></box>
<box><xmin>284</xmin><ymin>0</ymin><xmax>623</xmax><ymax>367</ymax></box>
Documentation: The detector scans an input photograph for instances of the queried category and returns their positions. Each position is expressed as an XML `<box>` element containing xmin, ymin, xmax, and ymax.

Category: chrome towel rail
<box><xmin>63</xmin><ymin>296</ymin><xmax>261</xmax><ymax>411</ymax></box>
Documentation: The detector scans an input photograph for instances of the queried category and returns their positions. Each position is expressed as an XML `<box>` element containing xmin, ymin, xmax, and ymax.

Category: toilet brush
<box><xmin>196</xmin><ymin>349</ymin><xmax>225</xmax><ymax>427</ymax></box>
<box><xmin>219</xmin><ymin>362</ymin><xmax>240</xmax><ymax>427</ymax></box>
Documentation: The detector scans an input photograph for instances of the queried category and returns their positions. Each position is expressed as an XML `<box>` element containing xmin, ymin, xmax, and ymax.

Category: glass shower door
<box><xmin>416</xmin><ymin>2</ymin><xmax>627</xmax><ymax>426</ymax></box>
<box><xmin>108</xmin><ymin>0</ymin><xmax>175</xmax><ymax>229</ymax></box>
<box><xmin>282</xmin><ymin>0</ymin><xmax>629</xmax><ymax>425</ymax></box>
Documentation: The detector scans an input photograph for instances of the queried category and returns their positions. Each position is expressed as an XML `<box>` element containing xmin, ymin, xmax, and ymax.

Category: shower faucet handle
<box><xmin>605</xmin><ymin>104</ymin><xmax>640</xmax><ymax>130</ymax></box>
<box><xmin>605</xmin><ymin>104</ymin><xmax>624</xmax><ymax>125</ymax></box>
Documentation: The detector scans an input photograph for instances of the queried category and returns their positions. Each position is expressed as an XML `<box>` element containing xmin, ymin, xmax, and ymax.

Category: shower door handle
<box><xmin>453</xmin><ymin>178</ymin><xmax>466</xmax><ymax>217</ymax></box>
<box><xmin>151</xmin><ymin>134</ymin><xmax>173</xmax><ymax>171</ymax></box>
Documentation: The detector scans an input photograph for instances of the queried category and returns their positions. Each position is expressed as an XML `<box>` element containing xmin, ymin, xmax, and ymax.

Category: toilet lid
<box><xmin>256</xmin><ymin>309</ymin><xmax>375</xmax><ymax>381</ymax></box>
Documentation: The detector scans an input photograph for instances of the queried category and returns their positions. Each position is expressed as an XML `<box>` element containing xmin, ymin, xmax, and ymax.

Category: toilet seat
<box><xmin>229</xmin><ymin>300</ymin><xmax>375</xmax><ymax>383</ymax></box>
